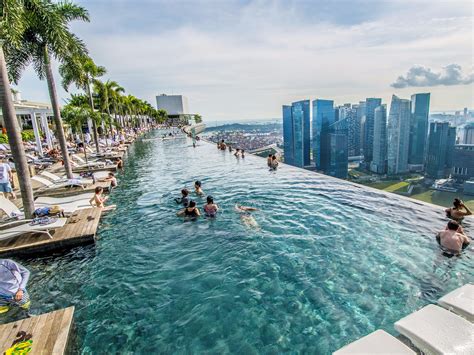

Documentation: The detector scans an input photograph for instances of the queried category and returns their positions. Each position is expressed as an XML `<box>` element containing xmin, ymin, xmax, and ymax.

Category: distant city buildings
<box><xmin>282</xmin><ymin>100</ymin><xmax>310</xmax><ymax>168</ymax></box>
<box><xmin>425</xmin><ymin>122</ymin><xmax>456</xmax><ymax>179</ymax></box>
<box><xmin>370</xmin><ymin>104</ymin><xmax>387</xmax><ymax>174</ymax></box>
<box><xmin>452</xmin><ymin>144</ymin><xmax>474</xmax><ymax>182</ymax></box>
<box><xmin>312</xmin><ymin>99</ymin><xmax>335</xmax><ymax>171</ymax></box>
<box><xmin>408</xmin><ymin>93</ymin><xmax>430</xmax><ymax>167</ymax></box>
<box><xmin>363</xmin><ymin>98</ymin><xmax>382</xmax><ymax>165</ymax></box>
<box><xmin>462</xmin><ymin>122</ymin><xmax>474</xmax><ymax>144</ymax></box>
<box><xmin>387</xmin><ymin>95</ymin><xmax>411</xmax><ymax>175</ymax></box>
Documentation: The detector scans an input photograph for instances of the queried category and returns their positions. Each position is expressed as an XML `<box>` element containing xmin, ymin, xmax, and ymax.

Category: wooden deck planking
<box><xmin>0</xmin><ymin>307</ymin><xmax>75</xmax><ymax>355</ymax></box>
<box><xmin>0</xmin><ymin>208</ymin><xmax>103</xmax><ymax>257</ymax></box>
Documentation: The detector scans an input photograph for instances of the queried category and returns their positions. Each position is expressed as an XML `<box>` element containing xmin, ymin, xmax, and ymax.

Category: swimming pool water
<box><xmin>8</xmin><ymin>131</ymin><xmax>474</xmax><ymax>354</ymax></box>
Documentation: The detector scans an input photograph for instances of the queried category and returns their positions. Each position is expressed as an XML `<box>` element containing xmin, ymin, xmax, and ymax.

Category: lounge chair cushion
<box><xmin>333</xmin><ymin>330</ymin><xmax>415</xmax><ymax>355</ymax></box>
<box><xmin>438</xmin><ymin>283</ymin><xmax>474</xmax><ymax>322</ymax></box>
<box><xmin>394</xmin><ymin>304</ymin><xmax>474</xmax><ymax>355</ymax></box>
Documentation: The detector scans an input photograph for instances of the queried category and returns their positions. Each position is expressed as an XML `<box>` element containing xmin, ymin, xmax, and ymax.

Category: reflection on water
<box><xmin>5</xmin><ymin>130</ymin><xmax>473</xmax><ymax>354</ymax></box>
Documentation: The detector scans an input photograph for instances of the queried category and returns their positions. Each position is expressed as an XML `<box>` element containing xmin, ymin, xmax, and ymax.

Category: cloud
<box><xmin>391</xmin><ymin>64</ymin><xmax>474</xmax><ymax>88</ymax></box>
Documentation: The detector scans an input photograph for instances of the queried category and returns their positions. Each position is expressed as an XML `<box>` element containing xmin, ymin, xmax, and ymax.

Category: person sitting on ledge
<box><xmin>98</xmin><ymin>172</ymin><xmax>117</xmax><ymax>188</ymax></box>
<box><xmin>445</xmin><ymin>198</ymin><xmax>472</xmax><ymax>221</ymax></box>
<box><xmin>0</xmin><ymin>259</ymin><xmax>31</xmax><ymax>317</ymax></box>
<box><xmin>436</xmin><ymin>220</ymin><xmax>470</xmax><ymax>254</ymax></box>
<box><xmin>175</xmin><ymin>189</ymin><xmax>189</xmax><ymax>206</ymax></box>
<box><xmin>90</xmin><ymin>186</ymin><xmax>115</xmax><ymax>211</ymax></box>
<box><xmin>177</xmin><ymin>200</ymin><xmax>201</xmax><ymax>219</ymax></box>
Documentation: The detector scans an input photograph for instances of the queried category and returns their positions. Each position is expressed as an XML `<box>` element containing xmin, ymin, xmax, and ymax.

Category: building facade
<box><xmin>363</xmin><ymin>98</ymin><xmax>382</xmax><ymax>164</ymax></box>
<box><xmin>462</xmin><ymin>123</ymin><xmax>474</xmax><ymax>144</ymax></box>
<box><xmin>156</xmin><ymin>94</ymin><xmax>189</xmax><ymax>115</ymax></box>
<box><xmin>282</xmin><ymin>100</ymin><xmax>311</xmax><ymax>168</ymax></box>
<box><xmin>387</xmin><ymin>95</ymin><xmax>411</xmax><ymax>175</ymax></box>
<box><xmin>408</xmin><ymin>93</ymin><xmax>430</xmax><ymax>165</ymax></box>
<box><xmin>329</xmin><ymin>118</ymin><xmax>349</xmax><ymax>178</ymax></box>
<box><xmin>370</xmin><ymin>105</ymin><xmax>387</xmax><ymax>174</ymax></box>
<box><xmin>425</xmin><ymin>122</ymin><xmax>456</xmax><ymax>179</ymax></box>
<box><xmin>452</xmin><ymin>144</ymin><xmax>474</xmax><ymax>182</ymax></box>
<box><xmin>312</xmin><ymin>99</ymin><xmax>335</xmax><ymax>170</ymax></box>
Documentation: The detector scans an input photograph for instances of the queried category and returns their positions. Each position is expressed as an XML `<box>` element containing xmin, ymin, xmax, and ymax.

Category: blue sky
<box><xmin>14</xmin><ymin>0</ymin><xmax>473</xmax><ymax>120</ymax></box>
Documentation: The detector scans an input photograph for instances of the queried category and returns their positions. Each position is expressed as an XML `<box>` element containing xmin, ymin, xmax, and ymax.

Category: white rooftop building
<box><xmin>156</xmin><ymin>94</ymin><xmax>189</xmax><ymax>115</ymax></box>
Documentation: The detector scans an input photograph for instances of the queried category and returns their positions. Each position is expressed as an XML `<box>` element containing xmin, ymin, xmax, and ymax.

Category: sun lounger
<box><xmin>333</xmin><ymin>330</ymin><xmax>415</xmax><ymax>355</ymax></box>
<box><xmin>394</xmin><ymin>304</ymin><xmax>474</xmax><ymax>355</ymax></box>
<box><xmin>0</xmin><ymin>197</ymin><xmax>23</xmax><ymax>219</ymax></box>
<box><xmin>71</xmin><ymin>154</ymin><xmax>105</xmax><ymax>167</ymax></box>
<box><xmin>0</xmin><ymin>218</ymin><xmax>67</xmax><ymax>241</ymax></box>
<box><xmin>438</xmin><ymin>283</ymin><xmax>474</xmax><ymax>322</ymax></box>
<box><xmin>32</xmin><ymin>175</ymin><xmax>93</xmax><ymax>189</ymax></box>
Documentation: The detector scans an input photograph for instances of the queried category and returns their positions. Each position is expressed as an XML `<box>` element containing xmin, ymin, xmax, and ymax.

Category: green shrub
<box><xmin>0</xmin><ymin>134</ymin><xmax>8</xmax><ymax>144</ymax></box>
<box><xmin>21</xmin><ymin>129</ymin><xmax>36</xmax><ymax>142</ymax></box>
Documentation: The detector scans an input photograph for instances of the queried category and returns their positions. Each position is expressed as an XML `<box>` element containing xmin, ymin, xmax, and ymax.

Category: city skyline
<box><xmin>10</xmin><ymin>0</ymin><xmax>473</xmax><ymax>121</ymax></box>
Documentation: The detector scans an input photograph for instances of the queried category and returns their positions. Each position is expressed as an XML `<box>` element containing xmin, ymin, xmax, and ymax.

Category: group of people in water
<box><xmin>217</xmin><ymin>139</ymin><xmax>280</xmax><ymax>170</ymax></box>
<box><xmin>438</xmin><ymin>198</ymin><xmax>471</xmax><ymax>255</ymax></box>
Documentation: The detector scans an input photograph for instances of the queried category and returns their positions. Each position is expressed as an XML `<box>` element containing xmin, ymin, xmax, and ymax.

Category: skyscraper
<box><xmin>425</xmin><ymin>122</ymin><xmax>456</xmax><ymax>179</ymax></box>
<box><xmin>282</xmin><ymin>100</ymin><xmax>311</xmax><ymax>168</ymax></box>
<box><xmin>387</xmin><ymin>95</ymin><xmax>411</xmax><ymax>175</ymax></box>
<box><xmin>370</xmin><ymin>105</ymin><xmax>387</xmax><ymax>174</ymax></box>
<box><xmin>463</xmin><ymin>122</ymin><xmax>474</xmax><ymax>144</ymax></box>
<box><xmin>408</xmin><ymin>93</ymin><xmax>430</xmax><ymax>165</ymax></box>
<box><xmin>363</xmin><ymin>98</ymin><xmax>382</xmax><ymax>164</ymax></box>
<box><xmin>312</xmin><ymin>99</ymin><xmax>335</xmax><ymax>170</ymax></box>
<box><xmin>356</xmin><ymin>102</ymin><xmax>366</xmax><ymax>157</ymax></box>
<box><xmin>329</xmin><ymin>118</ymin><xmax>349</xmax><ymax>178</ymax></box>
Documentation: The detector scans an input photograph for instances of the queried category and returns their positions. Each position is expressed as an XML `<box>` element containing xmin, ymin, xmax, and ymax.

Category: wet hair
<box><xmin>95</xmin><ymin>186</ymin><xmax>103</xmax><ymax>194</ymax></box>
<box><xmin>236</xmin><ymin>148</ymin><xmax>240</xmax><ymax>152</ymax></box>
<box><xmin>181</xmin><ymin>188</ymin><xmax>189</xmax><ymax>196</ymax></box>
<box><xmin>453</xmin><ymin>198</ymin><xmax>462</xmax><ymax>208</ymax></box>
<box><xmin>447</xmin><ymin>220</ymin><xmax>460</xmax><ymax>231</ymax></box>
<box><xmin>241</xmin><ymin>150</ymin><xmax>245</xmax><ymax>153</ymax></box>
<box><xmin>268</xmin><ymin>154</ymin><xmax>272</xmax><ymax>157</ymax></box>
<box><xmin>188</xmin><ymin>200</ymin><xmax>196</xmax><ymax>208</ymax></box>
<box><xmin>195</xmin><ymin>181</ymin><xmax>201</xmax><ymax>187</ymax></box>
<box><xmin>108</xmin><ymin>172</ymin><xmax>115</xmax><ymax>177</ymax></box>
<box><xmin>272</xmin><ymin>155</ymin><xmax>277</xmax><ymax>159</ymax></box>
<box><xmin>207</xmin><ymin>196</ymin><xmax>214</xmax><ymax>204</ymax></box>
<box><xmin>221</xmin><ymin>139</ymin><xmax>224</xmax><ymax>143</ymax></box>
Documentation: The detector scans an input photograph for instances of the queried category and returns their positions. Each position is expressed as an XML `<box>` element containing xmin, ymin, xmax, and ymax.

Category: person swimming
<box><xmin>241</xmin><ymin>150</ymin><xmax>245</xmax><ymax>158</ymax></box>
<box><xmin>445</xmin><ymin>198</ymin><xmax>472</xmax><ymax>221</ymax></box>
<box><xmin>194</xmin><ymin>181</ymin><xmax>204</xmax><ymax>196</ymax></box>
<box><xmin>235</xmin><ymin>204</ymin><xmax>259</xmax><ymax>229</ymax></box>
<box><xmin>270</xmin><ymin>155</ymin><xmax>279</xmax><ymax>170</ymax></box>
<box><xmin>177</xmin><ymin>200</ymin><xmax>201</xmax><ymax>219</ymax></box>
<box><xmin>175</xmin><ymin>189</ymin><xmax>190</xmax><ymax>206</ymax></box>
<box><xmin>234</xmin><ymin>149</ymin><xmax>241</xmax><ymax>157</ymax></box>
<box><xmin>267</xmin><ymin>154</ymin><xmax>272</xmax><ymax>167</ymax></box>
<box><xmin>203</xmin><ymin>196</ymin><xmax>219</xmax><ymax>217</ymax></box>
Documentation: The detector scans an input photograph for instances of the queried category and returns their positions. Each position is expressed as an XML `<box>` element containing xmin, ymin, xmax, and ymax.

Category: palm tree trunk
<box><xmin>43</xmin><ymin>48</ymin><xmax>73</xmax><ymax>179</ymax></box>
<box><xmin>0</xmin><ymin>47</ymin><xmax>35</xmax><ymax>218</ymax></box>
<box><xmin>86</xmin><ymin>81</ymin><xmax>100</xmax><ymax>153</ymax></box>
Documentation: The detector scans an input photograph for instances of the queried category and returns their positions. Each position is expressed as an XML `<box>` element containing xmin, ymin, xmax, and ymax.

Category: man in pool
<box><xmin>267</xmin><ymin>154</ymin><xmax>272</xmax><ymax>167</ymax></box>
<box><xmin>436</xmin><ymin>220</ymin><xmax>470</xmax><ymax>254</ymax></box>
<box><xmin>194</xmin><ymin>181</ymin><xmax>204</xmax><ymax>196</ymax></box>
<box><xmin>235</xmin><ymin>204</ymin><xmax>259</xmax><ymax>229</ymax></box>
<box><xmin>177</xmin><ymin>200</ymin><xmax>201</xmax><ymax>219</ymax></box>
<box><xmin>175</xmin><ymin>189</ymin><xmax>190</xmax><ymax>206</ymax></box>
<box><xmin>0</xmin><ymin>259</ymin><xmax>31</xmax><ymax>316</ymax></box>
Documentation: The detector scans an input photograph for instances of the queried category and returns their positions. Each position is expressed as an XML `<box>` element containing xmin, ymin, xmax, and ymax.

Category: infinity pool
<box><xmin>9</xmin><ymin>130</ymin><xmax>474</xmax><ymax>353</ymax></box>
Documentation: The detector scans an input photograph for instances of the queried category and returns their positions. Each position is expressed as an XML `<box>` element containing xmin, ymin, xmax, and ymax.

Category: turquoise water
<box><xmin>7</xmin><ymin>130</ymin><xmax>474</xmax><ymax>354</ymax></box>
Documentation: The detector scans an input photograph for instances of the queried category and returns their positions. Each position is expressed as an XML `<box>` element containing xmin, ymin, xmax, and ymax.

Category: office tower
<box><xmin>329</xmin><ymin>118</ymin><xmax>349</xmax><ymax>178</ymax></box>
<box><xmin>346</xmin><ymin>107</ymin><xmax>360</xmax><ymax>157</ymax></box>
<box><xmin>370</xmin><ymin>105</ymin><xmax>387</xmax><ymax>174</ymax></box>
<box><xmin>387</xmin><ymin>95</ymin><xmax>411</xmax><ymax>175</ymax></box>
<box><xmin>312</xmin><ymin>99</ymin><xmax>335</xmax><ymax>170</ymax></box>
<box><xmin>282</xmin><ymin>100</ymin><xmax>311</xmax><ymax>168</ymax></box>
<box><xmin>452</xmin><ymin>144</ymin><xmax>474</xmax><ymax>182</ymax></box>
<box><xmin>425</xmin><ymin>122</ymin><xmax>456</xmax><ymax>179</ymax></box>
<box><xmin>463</xmin><ymin>123</ymin><xmax>474</xmax><ymax>144</ymax></box>
<box><xmin>363</xmin><ymin>98</ymin><xmax>382</xmax><ymax>163</ymax></box>
<box><xmin>408</xmin><ymin>93</ymin><xmax>430</xmax><ymax>165</ymax></box>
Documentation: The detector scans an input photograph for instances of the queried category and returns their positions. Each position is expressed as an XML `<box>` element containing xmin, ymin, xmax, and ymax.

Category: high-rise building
<box><xmin>452</xmin><ymin>144</ymin><xmax>474</xmax><ymax>182</ymax></box>
<box><xmin>329</xmin><ymin>118</ymin><xmax>349</xmax><ymax>178</ymax></box>
<box><xmin>425</xmin><ymin>122</ymin><xmax>456</xmax><ymax>179</ymax></box>
<box><xmin>156</xmin><ymin>94</ymin><xmax>189</xmax><ymax>114</ymax></box>
<box><xmin>387</xmin><ymin>95</ymin><xmax>411</xmax><ymax>175</ymax></box>
<box><xmin>462</xmin><ymin>123</ymin><xmax>474</xmax><ymax>144</ymax></box>
<box><xmin>408</xmin><ymin>93</ymin><xmax>430</xmax><ymax>165</ymax></box>
<box><xmin>363</xmin><ymin>98</ymin><xmax>382</xmax><ymax>163</ymax></box>
<box><xmin>370</xmin><ymin>105</ymin><xmax>387</xmax><ymax>174</ymax></box>
<box><xmin>282</xmin><ymin>100</ymin><xmax>311</xmax><ymax>168</ymax></box>
<box><xmin>312</xmin><ymin>99</ymin><xmax>335</xmax><ymax>170</ymax></box>
<box><xmin>355</xmin><ymin>102</ymin><xmax>366</xmax><ymax>157</ymax></box>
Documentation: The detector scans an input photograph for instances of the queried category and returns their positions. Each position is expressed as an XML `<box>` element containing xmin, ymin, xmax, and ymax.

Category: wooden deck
<box><xmin>0</xmin><ymin>307</ymin><xmax>74</xmax><ymax>355</ymax></box>
<box><xmin>0</xmin><ymin>208</ymin><xmax>103</xmax><ymax>257</ymax></box>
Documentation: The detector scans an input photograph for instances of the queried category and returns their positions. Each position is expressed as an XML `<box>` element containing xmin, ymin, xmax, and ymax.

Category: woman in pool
<box><xmin>270</xmin><ymin>155</ymin><xmax>279</xmax><ymax>170</ymax></box>
<box><xmin>204</xmin><ymin>196</ymin><xmax>219</xmax><ymax>217</ymax></box>
<box><xmin>89</xmin><ymin>187</ymin><xmax>115</xmax><ymax>211</ymax></box>
<box><xmin>194</xmin><ymin>181</ymin><xmax>204</xmax><ymax>196</ymax></box>
<box><xmin>445</xmin><ymin>198</ymin><xmax>472</xmax><ymax>221</ymax></box>
<box><xmin>177</xmin><ymin>200</ymin><xmax>201</xmax><ymax>218</ymax></box>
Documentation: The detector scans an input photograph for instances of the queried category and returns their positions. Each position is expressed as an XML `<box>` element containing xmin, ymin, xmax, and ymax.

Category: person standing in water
<box><xmin>194</xmin><ymin>181</ymin><xmax>204</xmax><ymax>196</ymax></box>
<box><xmin>204</xmin><ymin>196</ymin><xmax>219</xmax><ymax>217</ymax></box>
<box><xmin>267</xmin><ymin>154</ymin><xmax>272</xmax><ymax>167</ymax></box>
<box><xmin>436</xmin><ymin>220</ymin><xmax>470</xmax><ymax>254</ymax></box>
<box><xmin>177</xmin><ymin>200</ymin><xmax>201</xmax><ymax>218</ymax></box>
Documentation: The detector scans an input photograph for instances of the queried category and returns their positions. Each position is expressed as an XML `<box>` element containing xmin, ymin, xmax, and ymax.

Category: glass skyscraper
<box><xmin>329</xmin><ymin>118</ymin><xmax>349</xmax><ymax>178</ymax></box>
<box><xmin>387</xmin><ymin>95</ymin><xmax>411</xmax><ymax>175</ymax></box>
<box><xmin>282</xmin><ymin>100</ymin><xmax>310</xmax><ymax>168</ymax></box>
<box><xmin>370</xmin><ymin>105</ymin><xmax>387</xmax><ymax>174</ymax></box>
<box><xmin>408</xmin><ymin>93</ymin><xmax>431</xmax><ymax>165</ymax></box>
<box><xmin>425</xmin><ymin>122</ymin><xmax>456</xmax><ymax>179</ymax></box>
<box><xmin>363</xmin><ymin>98</ymin><xmax>382</xmax><ymax>164</ymax></box>
<box><xmin>312</xmin><ymin>99</ymin><xmax>335</xmax><ymax>170</ymax></box>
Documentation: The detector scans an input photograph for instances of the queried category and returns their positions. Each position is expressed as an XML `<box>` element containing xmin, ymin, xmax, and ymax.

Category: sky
<box><xmin>13</xmin><ymin>0</ymin><xmax>474</xmax><ymax>121</ymax></box>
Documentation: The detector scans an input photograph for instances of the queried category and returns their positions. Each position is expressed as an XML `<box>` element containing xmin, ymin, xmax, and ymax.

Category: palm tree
<box><xmin>59</xmin><ymin>54</ymin><xmax>105</xmax><ymax>153</ymax></box>
<box><xmin>62</xmin><ymin>104</ymin><xmax>90</xmax><ymax>164</ymax></box>
<box><xmin>0</xmin><ymin>0</ymin><xmax>35</xmax><ymax>217</ymax></box>
<box><xmin>156</xmin><ymin>109</ymin><xmax>168</xmax><ymax>124</ymax></box>
<box><xmin>6</xmin><ymin>0</ymin><xmax>90</xmax><ymax>178</ymax></box>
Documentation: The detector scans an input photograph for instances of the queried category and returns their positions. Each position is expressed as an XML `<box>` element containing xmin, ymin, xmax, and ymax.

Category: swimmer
<box><xmin>175</xmin><ymin>189</ymin><xmax>190</xmax><ymax>206</ymax></box>
<box><xmin>445</xmin><ymin>198</ymin><xmax>472</xmax><ymax>221</ymax></box>
<box><xmin>228</xmin><ymin>145</ymin><xmax>233</xmax><ymax>152</ymax></box>
<box><xmin>234</xmin><ymin>149</ymin><xmax>241</xmax><ymax>157</ymax></box>
<box><xmin>220</xmin><ymin>139</ymin><xmax>227</xmax><ymax>150</ymax></box>
<box><xmin>194</xmin><ymin>181</ymin><xmax>204</xmax><ymax>196</ymax></box>
<box><xmin>177</xmin><ymin>200</ymin><xmax>201</xmax><ymax>218</ymax></box>
<box><xmin>203</xmin><ymin>196</ymin><xmax>218</xmax><ymax>217</ymax></box>
<box><xmin>436</xmin><ymin>220</ymin><xmax>470</xmax><ymax>254</ymax></box>
<box><xmin>241</xmin><ymin>150</ymin><xmax>245</xmax><ymax>158</ymax></box>
<box><xmin>235</xmin><ymin>204</ymin><xmax>259</xmax><ymax>229</ymax></box>
<box><xmin>270</xmin><ymin>155</ymin><xmax>279</xmax><ymax>170</ymax></box>
<box><xmin>267</xmin><ymin>154</ymin><xmax>272</xmax><ymax>167</ymax></box>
